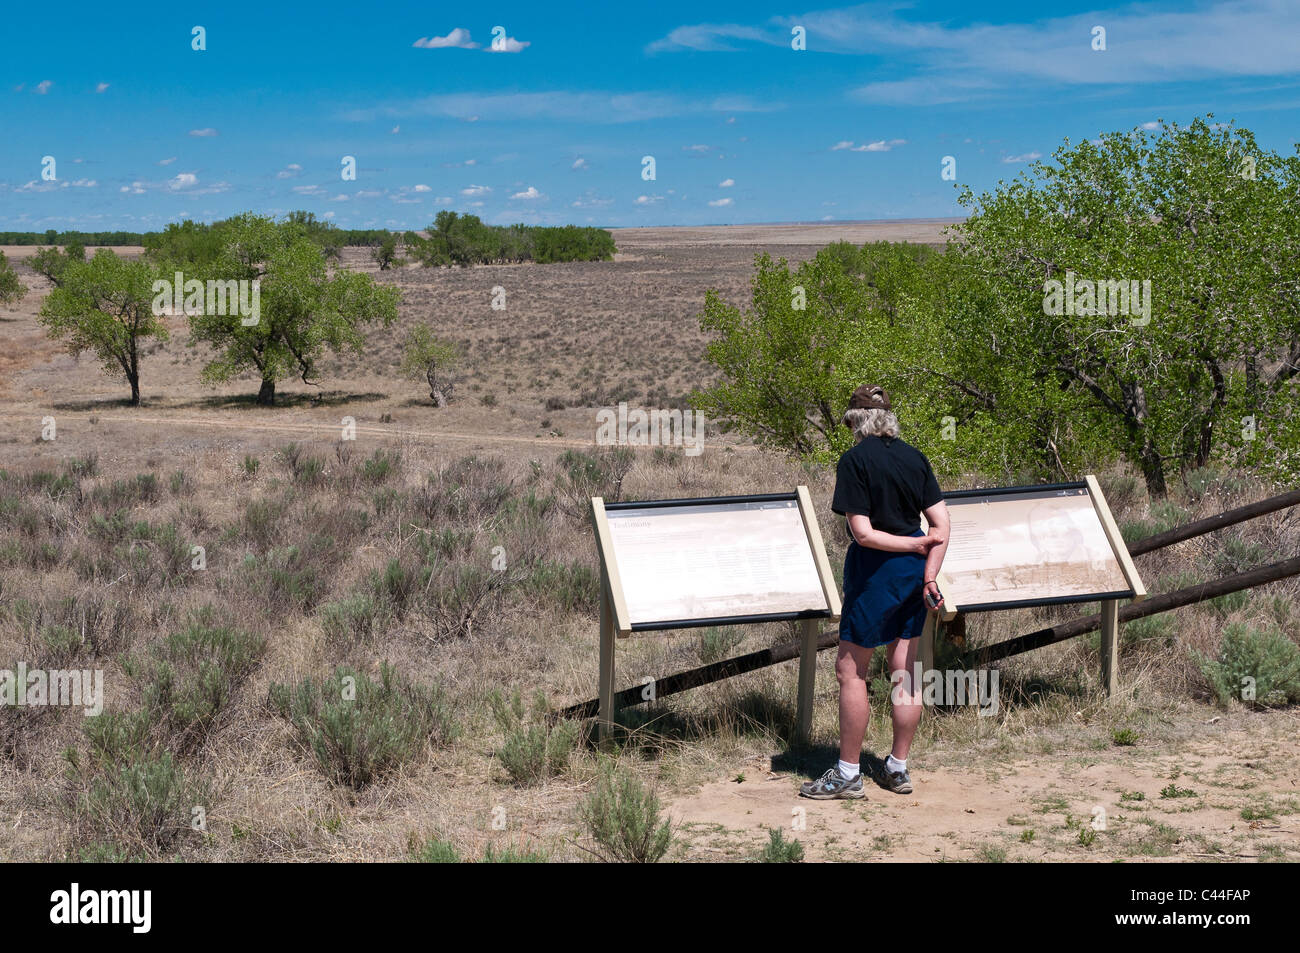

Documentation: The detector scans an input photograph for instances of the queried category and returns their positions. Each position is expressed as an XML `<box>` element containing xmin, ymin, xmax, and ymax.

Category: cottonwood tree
<box><xmin>29</xmin><ymin>242</ymin><xmax>85</xmax><ymax>287</ymax></box>
<box><xmin>188</xmin><ymin>213</ymin><xmax>400</xmax><ymax>405</ymax></box>
<box><xmin>37</xmin><ymin>250</ymin><xmax>168</xmax><ymax>405</ymax></box>
<box><xmin>400</xmin><ymin>325</ymin><xmax>459</xmax><ymax>406</ymax></box>
<box><xmin>957</xmin><ymin>116</ymin><xmax>1300</xmax><ymax>494</ymax></box>
<box><xmin>0</xmin><ymin>251</ymin><xmax>25</xmax><ymax>306</ymax></box>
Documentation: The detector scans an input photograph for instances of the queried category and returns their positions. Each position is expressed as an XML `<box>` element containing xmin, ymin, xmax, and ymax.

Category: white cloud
<box><xmin>35</xmin><ymin>80</ymin><xmax>52</xmax><ymax>95</ymax></box>
<box><xmin>1002</xmin><ymin>151</ymin><xmax>1043</xmax><ymax>163</ymax></box>
<box><xmin>1139</xmin><ymin>120</ymin><xmax>1161</xmax><ymax>130</ymax></box>
<box><xmin>95</xmin><ymin>82</ymin><xmax>109</xmax><ymax>94</ymax></box>
<box><xmin>853</xmin><ymin>138</ymin><xmax>906</xmax><ymax>152</ymax></box>
<box><xmin>276</xmin><ymin>163</ymin><xmax>303</xmax><ymax>179</ymax></box>
<box><xmin>572</xmin><ymin>157</ymin><xmax>588</xmax><ymax>170</ymax></box>
<box><xmin>487</xmin><ymin>35</ymin><xmax>530</xmax><ymax>53</ymax></box>
<box><xmin>391</xmin><ymin>125</ymin><xmax>400</xmax><ymax>134</ymax></box>
<box><xmin>414</xmin><ymin>28</ymin><xmax>479</xmax><ymax>50</ymax></box>
<box><xmin>158</xmin><ymin>157</ymin><xmax>177</xmax><ymax>166</ymax></box>
<box><xmin>571</xmin><ymin>192</ymin><xmax>614</xmax><ymax>208</ymax></box>
<box><xmin>684</xmin><ymin>144</ymin><xmax>711</xmax><ymax>152</ymax></box>
<box><xmin>413</xmin><ymin>184</ymin><xmax>431</xmax><ymax>192</ymax></box>
<box><xmin>342</xmin><ymin>92</ymin><xmax>777</xmax><ymax>125</ymax></box>
<box><xmin>511</xmin><ymin>186</ymin><xmax>544</xmax><ymax>200</ymax></box>
<box><xmin>293</xmin><ymin>184</ymin><xmax>327</xmax><ymax>196</ymax></box>
<box><xmin>461</xmin><ymin>184</ymin><xmax>491</xmax><ymax>196</ymax></box>
<box><xmin>169</xmin><ymin>173</ymin><xmax>198</xmax><ymax>190</ymax></box>
<box><xmin>831</xmin><ymin>140</ymin><xmax>855</xmax><ymax>151</ymax></box>
<box><xmin>647</xmin><ymin>23</ymin><xmax>776</xmax><ymax>54</ymax></box>
<box><xmin>188</xmin><ymin>128</ymin><xmax>218</xmax><ymax>137</ymax></box>
<box><xmin>634</xmin><ymin>195</ymin><xmax>663</xmax><ymax>205</ymax></box>
<box><xmin>719</xmin><ymin>178</ymin><xmax>734</xmax><ymax>187</ymax></box>
<box><xmin>708</xmin><ymin>197</ymin><xmax>733</xmax><ymax>207</ymax></box>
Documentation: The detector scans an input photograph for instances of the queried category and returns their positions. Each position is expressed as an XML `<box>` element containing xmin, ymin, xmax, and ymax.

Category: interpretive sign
<box><xmin>935</xmin><ymin>481</ymin><xmax>1138</xmax><ymax>613</ymax></box>
<box><xmin>604</xmin><ymin>497</ymin><xmax>831</xmax><ymax>629</ymax></box>
<box><xmin>589</xmin><ymin>487</ymin><xmax>840</xmax><ymax>740</ymax></box>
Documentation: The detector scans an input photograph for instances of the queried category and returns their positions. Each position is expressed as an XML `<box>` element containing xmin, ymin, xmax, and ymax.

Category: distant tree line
<box><xmin>403</xmin><ymin>211</ymin><xmax>615</xmax><ymax>266</ymax></box>
<box><xmin>1</xmin><ymin>213</ymin><xmax>616</xmax><ymax>265</ymax></box>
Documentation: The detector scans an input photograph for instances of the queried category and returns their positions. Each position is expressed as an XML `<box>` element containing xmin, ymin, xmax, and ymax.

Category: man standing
<box><xmin>800</xmin><ymin>385</ymin><xmax>950</xmax><ymax>799</ymax></box>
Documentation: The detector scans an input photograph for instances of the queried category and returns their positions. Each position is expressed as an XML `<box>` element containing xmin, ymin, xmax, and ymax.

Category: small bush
<box><xmin>697</xmin><ymin>626</ymin><xmax>744</xmax><ymax>664</ymax></box>
<box><xmin>758</xmin><ymin>827</ymin><xmax>804</xmax><ymax>863</ymax></box>
<box><xmin>270</xmin><ymin>664</ymin><xmax>458</xmax><ymax>789</ymax></box>
<box><xmin>489</xmin><ymin>689</ymin><xmax>578</xmax><ymax>784</ymax></box>
<box><xmin>577</xmin><ymin>764</ymin><xmax>674</xmax><ymax>863</ymax></box>
<box><xmin>1196</xmin><ymin>622</ymin><xmax>1300</xmax><ymax>708</ymax></box>
<box><xmin>409</xmin><ymin>835</ymin><xmax>461</xmax><ymax>863</ymax></box>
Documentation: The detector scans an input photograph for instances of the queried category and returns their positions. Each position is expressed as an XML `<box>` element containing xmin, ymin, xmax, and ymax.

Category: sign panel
<box><xmin>603</xmin><ymin>497</ymin><xmax>830</xmax><ymax>627</ymax></box>
<box><xmin>936</xmin><ymin>484</ymin><xmax>1134</xmax><ymax>611</ymax></box>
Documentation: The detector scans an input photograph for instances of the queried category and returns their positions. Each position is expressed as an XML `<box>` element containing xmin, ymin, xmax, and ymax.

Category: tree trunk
<box><xmin>128</xmin><ymin>375</ymin><xmax>140</xmax><ymax>406</ymax></box>
<box><xmin>257</xmin><ymin>378</ymin><xmax>276</xmax><ymax>406</ymax></box>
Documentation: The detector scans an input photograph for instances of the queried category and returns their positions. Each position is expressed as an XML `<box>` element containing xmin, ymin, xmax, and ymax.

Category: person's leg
<box><xmin>836</xmin><ymin>640</ymin><xmax>874</xmax><ymax>763</ymax></box>
<box><xmin>885</xmin><ymin>634</ymin><xmax>922</xmax><ymax>761</ymax></box>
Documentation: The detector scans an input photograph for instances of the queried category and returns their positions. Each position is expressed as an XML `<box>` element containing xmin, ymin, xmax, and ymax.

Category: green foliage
<box><xmin>577</xmin><ymin>763</ymin><xmax>674</xmax><ymax>863</ymax></box>
<box><xmin>697</xmin><ymin>626</ymin><xmax>744</xmax><ymax>664</ymax></box>
<box><xmin>183</xmin><ymin>212</ymin><xmax>400</xmax><ymax>405</ymax></box>
<box><xmin>758</xmin><ymin>827</ymin><xmax>805</xmax><ymax>862</ymax></box>
<box><xmin>408</xmin><ymin>835</ymin><xmax>461</xmax><ymax>863</ymax></box>
<box><xmin>0</xmin><ymin>250</ymin><xmax>25</xmax><ymax>306</ymax></box>
<box><xmin>400</xmin><ymin>326</ymin><xmax>459</xmax><ymax>406</ymax></box>
<box><xmin>29</xmin><ymin>243</ymin><xmax>85</xmax><ymax>288</ymax></box>
<box><xmin>372</xmin><ymin>234</ymin><xmax>400</xmax><ymax>270</ymax></box>
<box><xmin>489</xmin><ymin>689</ymin><xmax>578</xmax><ymax>784</ymax></box>
<box><xmin>37</xmin><ymin>250</ymin><xmax>169</xmax><ymax>404</ymax></box>
<box><xmin>269</xmin><ymin>663</ymin><xmax>458</xmax><ymax>789</ymax></box>
<box><xmin>1196</xmin><ymin>622</ymin><xmax>1300</xmax><ymax>708</ymax></box>
<box><xmin>696</xmin><ymin>117</ymin><xmax>1300</xmax><ymax>491</ymax></box>
<box><xmin>404</xmin><ymin>212</ymin><xmax>614</xmax><ymax>266</ymax></box>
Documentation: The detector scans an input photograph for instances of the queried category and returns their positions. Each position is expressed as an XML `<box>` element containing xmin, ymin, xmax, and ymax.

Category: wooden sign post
<box><xmin>589</xmin><ymin>487</ymin><xmax>841</xmax><ymax>744</ymax></box>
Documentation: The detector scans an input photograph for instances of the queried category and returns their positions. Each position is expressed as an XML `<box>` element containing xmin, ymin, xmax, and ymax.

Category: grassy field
<box><xmin>1</xmin><ymin>223</ymin><xmax>1297</xmax><ymax>863</ymax></box>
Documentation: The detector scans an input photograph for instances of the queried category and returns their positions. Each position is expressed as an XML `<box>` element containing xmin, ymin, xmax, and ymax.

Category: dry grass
<box><xmin>0</xmin><ymin>225</ymin><xmax>1296</xmax><ymax>862</ymax></box>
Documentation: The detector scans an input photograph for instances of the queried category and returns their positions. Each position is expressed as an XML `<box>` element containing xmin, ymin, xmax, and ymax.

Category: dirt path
<box><xmin>669</xmin><ymin>714</ymin><xmax>1300</xmax><ymax>862</ymax></box>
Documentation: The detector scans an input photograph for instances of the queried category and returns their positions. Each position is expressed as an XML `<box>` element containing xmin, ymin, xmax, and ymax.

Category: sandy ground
<box><xmin>669</xmin><ymin>708</ymin><xmax>1300</xmax><ymax>862</ymax></box>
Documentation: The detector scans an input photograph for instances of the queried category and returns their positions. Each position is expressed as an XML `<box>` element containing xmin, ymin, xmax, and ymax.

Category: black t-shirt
<box><xmin>831</xmin><ymin>436</ymin><xmax>943</xmax><ymax>536</ymax></box>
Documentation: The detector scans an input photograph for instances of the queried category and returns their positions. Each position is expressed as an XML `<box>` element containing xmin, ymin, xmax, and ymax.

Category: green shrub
<box><xmin>758</xmin><ymin>827</ymin><xmax>804</xmax><ymax>863</ymax></box>
<box><xmin>481</xmin><ymin>843</ymin><xmax>550</xmax><ymax>863</ymax></box>
<box><xmin>577</xmin><ymin>764</ymin><xmax>674</xmax><ymax>863</ymax></box>
<box><xmin>361</xmin><ymin>448</ymin><xmax>401</xmax><ymax>483</ymax></box>
<box><xmin>697</xmin><ymin>626</ymin><xmax>744</xmax><ymax>664</ymax></box>
<box><xmin>66</xmin><ymin>748</ymin><xmax>204</xmax><ymax>856</ymax></box>
<box><xmin>1196</xmin><ymin>622</ymin><xmax>1300</xmax><ymax>708</ymax></box>
<box><xmin>489</xmin><ymin>689</ymin><xmax>578</xmax><ymax>784</ymax></box>
<box><xmin>409</xmin><ymin>835</ymin><xmax>461</xmax><ymax>863</ymax></box>
<box><xmin>319</xmin><ymin>593</ymin><xmax>389</xmax><ymax>646</ymax></box>
<box><xmin>270</xmin><ymin>664</ymin><xmax>458</xmax><ymax>789</ymax></box>
<box><xmin>518</xmin><ymin>559</ymin><xmax>599</xmax><ymax>614</ymax></box>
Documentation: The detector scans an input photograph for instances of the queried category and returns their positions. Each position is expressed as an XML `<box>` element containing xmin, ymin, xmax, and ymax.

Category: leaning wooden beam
<box><xmin>1128</xmin><ymin>487</ymin><xmax>1300</xmax><ymax>556</ymax></box>
<box><xmin>555</xmin><ymin>556</ymin><xmax>1300</xmax><ymax>722</ymax></box>
<box><xmin>964</xmin><ymin>555</ymin><xmax>1300</xmax><ymax>667</ymax></box>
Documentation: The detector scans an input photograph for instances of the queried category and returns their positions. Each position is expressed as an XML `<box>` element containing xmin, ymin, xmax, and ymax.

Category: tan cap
<box><xmin>847</xmin><ymin>384</ymin><xmax>891</xmax><ymax>411</ymax></box>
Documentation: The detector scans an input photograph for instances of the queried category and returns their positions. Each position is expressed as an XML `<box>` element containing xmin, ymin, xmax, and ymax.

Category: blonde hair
<box><xmin>842</xmin><ymin>407</ymin><xmax>900</xmax><ymax>442</ymax></box>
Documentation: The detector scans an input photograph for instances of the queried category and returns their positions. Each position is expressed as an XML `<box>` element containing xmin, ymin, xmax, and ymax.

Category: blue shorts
<box><xmin>839</xmin><ymin>529</ymin><xmax>927</xmax><ymax>649</ymax></box>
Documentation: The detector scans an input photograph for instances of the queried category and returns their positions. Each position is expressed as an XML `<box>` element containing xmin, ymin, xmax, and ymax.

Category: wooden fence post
<box><xmin>1099</xmin><ymin>599</ymin><xmax>1119</xmax><ymax>697</ymax></box>
<box><xmin>795</xmin><ymin>617</ymin><xmax>820</xmax><ymax>744</ymax></box>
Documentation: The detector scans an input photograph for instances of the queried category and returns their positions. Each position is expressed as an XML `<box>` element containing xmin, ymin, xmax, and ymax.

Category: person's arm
<box><xmin>921</xmin><ymin>500</ymin><xmax>950</xmax><ymax>608</ymax></box>
<box><xmin>847</xmin><ymin>513</ymin><xmax>933</xmax><ymax>554</ymax></box>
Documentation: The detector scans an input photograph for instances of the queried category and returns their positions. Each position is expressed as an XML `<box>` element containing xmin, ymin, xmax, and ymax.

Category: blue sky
<box><xmin>2</xmin><ymin>0</ymin><xmax>1298</xmax><ymax>231</ymax></box>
